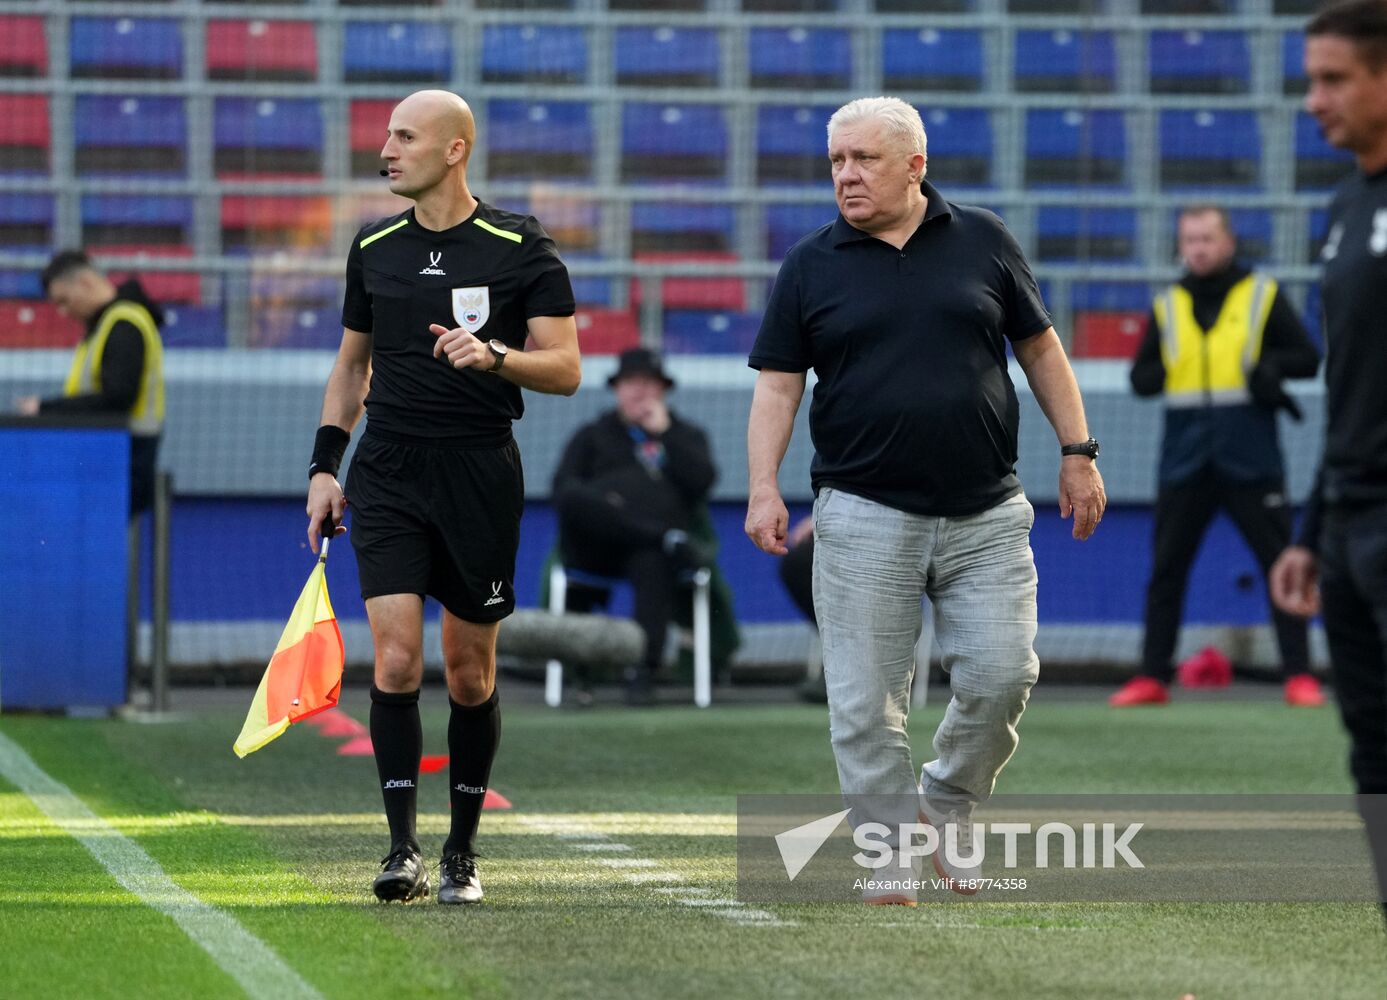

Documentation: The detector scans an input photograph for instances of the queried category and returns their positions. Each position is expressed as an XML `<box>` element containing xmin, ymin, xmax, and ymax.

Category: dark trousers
<box><xmin>1141</xmin><ymin>480</ymin><xmax>1310</xmax><ymax>681</ymax></box>
<box><xmin>1319</xmin><ymin>501</ymin><xmax>1387</xmax><ymax>915</ymax></box>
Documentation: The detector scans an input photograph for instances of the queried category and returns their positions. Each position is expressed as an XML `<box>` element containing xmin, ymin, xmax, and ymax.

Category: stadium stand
<box><xmin>81</xmin><ymin>194</ymin><xmax>193</xmax><ymax>248</ymax></box>
<box><xmin>160</xmin><ymin>305</ymin><xmax>227</xmax><ymax>349</ymax></box>
<box><xmin>765</xmin><ymin>203</ymin><xmax>836</xmax><ymax>259</ymax></box>
<box><xmin>349</xmin><ymin>99</ymin><xmax>393</xmax><ymax>178</ymax></box>
<box><xmin>748</xmin><ymin>27</ymin><xmax>851</xmax><ymax>90</ymax></box>
<box><xmin>1295</xmin><ymin>110</ymin><xmax>1356</xmax><ymax>191</ymax></box>
<box><xmin>881</xmin><ymin>28</ymin><xmax>985</xmax><ymax>92</ymax></box>
<box><xmin>0</xmin><ymin>300</ymin><xmax>71</xmax><ymax>348</ymax></box>
<box><xmin>1283</xmin><ymin>30</ymin><xmax>1307</xmax><ymax>96</ymax></box>
<box><xmin>70</xmin><ymin>17</ymin><xmax>183</xmax><ymax>79</ymax></box>
<box><xmin>632</xmin><ymin>202</ymin><xmax>735</xmax><ymax>253</ymax></box>
<box><xmin>221</xmin><ymin>196</ymin><xmax>332</xmax><ymax>253</ymax></box>
<box><xmin>1024</xmin><ymin>108</ymin><xmax>1126</xmax><ymax>187</ymax></box>
<box><xmin>1158</xmin><ymin>109</ymin><xmax>1261</xmax><ymax>189</ymax></box>
<box><xmin>101</xmin><ymin>244</ymin><xmax>201</xmax><ymax>305</ymax></box>
<box><xmin>1069</xmin><ymin>281</ymin><xmax>1150</xmax><ymax>359</ymax></box>
<box><xmin>481</xmin><ymin>24</ymin><xmax>586</xmax><ymax>85</ymax></box>
<box><xmin>663</xmin><ymin>310</ymin><xmax>761</xmax><ymax>355</ymax></box>
<box><xmin>756</xmin><ymin>105</ymin><xmax>835</xmax><ymax>185</ymax></box>
<box><xmin>574</xmin><ymin>307</ymin><xmax>641</xmax><ymax>354</ymax></box>
<box><xmin>0</xmin><ymin>95</ymin><xmax>49</xmax><ymax>175</ymax></box>
<box><xmin>621</xmin><ymin>102</ymin><xmax>727</xmax><ymax>183</ymax></box>
<box><xmin>0</xmin><ymin>193</ymin><xmax>51</xmax><ymax>252</ymax></box>
<box><xmin>0</xmin><ymin>16</ymin><xmax>46</xmax><ymax>78</ymax></box>
<box><xmin>920</xmin><ymin>107</ymin><xmax>993</xmax><ymax>188</ymax></box>
<box><xmin>214</xmin><ymin>98</ymin><xmax>323</xmax><ymax>177</ymax></box>
<box><xmin>1148</xmin><ymin>30</ymin><xmax>1252</xmax><ymax>94</ymax></box>
<box><xmin>1013</xmin><ymin>29</ymin><xmax>1116</xmax><ymax>94</ymax></box>
<box><xmin>1035</xmin><ymin>206</ymin><xmax>1139</xmax><ymax>265</ymax></box>
<box><xmin>487</xmin><ymin>100</ymin><xmax>594</xmax><ymax>181</ymax></box>
<box><xmin>344</xmin><ymin>21</ymin><xmax>451</xmax><ymax>83</ymax></box>
<box><xmin>615</xmin><ymin>26</ymin><xmax>719</xmax><ymax>88</ymax></box>
<box><xmin>74</xmin><ymin>95</ymin><xmax>185</xmax><ymax>177</ymax></box>
<box><xmin>205</xmin><ymin>20</ymin><xmax>317</xmax><ymax>82</ymax></box>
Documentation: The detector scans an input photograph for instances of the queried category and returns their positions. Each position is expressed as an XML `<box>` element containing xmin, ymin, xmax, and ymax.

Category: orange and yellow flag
<box><xmin>233</xmin><ymin>542</ymin><xmax>345</xmax><ymax>758</ymax></box>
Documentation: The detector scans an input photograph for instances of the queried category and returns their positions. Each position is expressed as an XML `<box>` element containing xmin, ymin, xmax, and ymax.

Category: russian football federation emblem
<box><xmin>452</xmin><ymin>287</ymin><xmax>490</xmax><ymax>334</ymax></box>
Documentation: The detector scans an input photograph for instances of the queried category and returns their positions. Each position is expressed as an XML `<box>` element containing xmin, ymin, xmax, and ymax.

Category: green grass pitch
<box><xmin>2</xmin><ymin>692</ymin><xmax>1384</xmax><ymax>999</ymax></box>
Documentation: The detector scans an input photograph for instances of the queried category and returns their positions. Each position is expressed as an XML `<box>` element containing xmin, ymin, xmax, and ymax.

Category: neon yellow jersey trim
<box><xmin>359</xmin><ymin>218</ymin><xmax>410</xmax><ymax>249</ymax></box>
<box><xmin>473</xmin><ymin>218</ymin><xmax>522</xmax><ymax>244</ymax></box>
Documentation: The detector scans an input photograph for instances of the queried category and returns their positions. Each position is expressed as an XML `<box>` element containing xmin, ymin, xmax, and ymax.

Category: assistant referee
<box><xmin>305</xmin><ymin>90</ymin><xmax>580</xmax><ymax>905</ymax></box>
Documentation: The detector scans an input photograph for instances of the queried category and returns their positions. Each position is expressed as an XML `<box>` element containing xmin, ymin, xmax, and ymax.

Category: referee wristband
<box><xmin>309</xmin><ymin>425</ymin><xmax>351</xmax><ymax>480</ymax></box>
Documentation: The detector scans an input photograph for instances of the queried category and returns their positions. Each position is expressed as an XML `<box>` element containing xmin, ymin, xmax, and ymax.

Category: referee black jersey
<box><xmin>342</xmin><ymin>201</ymin><xmax>576</xmax><ymax>446</ymax></box>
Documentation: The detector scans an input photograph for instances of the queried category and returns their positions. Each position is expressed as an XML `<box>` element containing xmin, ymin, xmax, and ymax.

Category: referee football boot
<box><xmin>373</xmin><ymin>844</ymin><xmax>430</xmax><ymax>903</ymax></box>
<box><xmin>438</xmin><ymin>852</ymin><xmax>484</xmax><ymax>905</ymax></box>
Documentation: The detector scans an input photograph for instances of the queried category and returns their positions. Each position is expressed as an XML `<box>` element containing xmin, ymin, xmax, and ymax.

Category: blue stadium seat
<box><xmin>1013</xmin><ymin>30</ymin><xmax>1116</xmax><ymax>94</ymax></box>
<box><xmin>70</xmin><ymin>17</ymin><xmax>182</xmax><ymax>79</ymax></box>
<box><xmin>1308</xmin><ymin>207</ymin><xmax>1331</xmax><ymax>262</ymax></box>
<box><xmin>81</xmin><ymin>194</ymin><xmax>193</xmax><ymax>247</ymax></box>
<box><xmin>621</xmin><ymin>103</ymin><xmax>728</xmax><ymax>183</ymax></box>
<box><xmin>615</xmin><ymin>27</ymin><xmax>718</xmax><ymax>87</ymax></box>
<box><xmin>765</xmin><ymin>203</ymin><xmax>836</xmax><ymax>259</ymax></box>
<box><xmin>160</xmin><ymin>305</ymin><xmax>226</xmax><ymax>349</ymax></box>
<box><xmin>481</xmin><ymin>25</ymin><xmax>587</xmax><ymax>84</ymax></box>
<box><xmin>1295</xmin><ymin>111</ymin><xmax>1355</xmax><ymax>191</ymax></box>
<box><xmin>1158</xmin><ymin>110</ymin><xmax>1260</xmax><ymax>189</ymax></box>
<box><xmin>74</xmin><ymin>95</ymin><xmax>186</xmax><ymax>176</ymax></box>
<box><xmin>921</xmin><ymin>107</ymin><xmax>993</xmax><ymax>188</ymax></box>
<box><xmin>477</xmin><ymin>0</ymin><xmax>571</xmax><ymax>7</ymax></box>
<box><xmin>1149</xmin><ymin>30</ymin><xmax>1251</xmax><ymax>94</ymax></box>
<box><xmin>487</xmin><ymin>100</ymin><xmax>593</xmax><ymax>181</ymax></box>
<box><xmin>1035</xmin><ymin>206</ymin><xmax>1138</xmax><ymax>264</ymax></box>
<box><xmin>1167</xmin><ymin>207</ymin><xmax>1274</xmax><ymax>263</ymax></box>
<box><xmin>564</xmin><ymin>253</ymin><xmax>614</xmax><ymax>307</ymax></box>
<box><xmin>0</xmin><ymin>193</ymin><xmax>51</xmax><ymax>248</ymax></box>
<box><xmin>343</xmin><ymin>21</ymin><xmax>451</xmax><ymax>83</ymax></box>
<box><xmin>1141</xmin><ymin>0</ymin><xmax>1232</xmax><ymax>12</ymax></box>
<box><xmin>756</xmin><ymin>105</ymin><xmax>834</xmax><ymax>185</ymax></box>
<box><xmin>214</xmin><ymin>98</ymin><xmax>323</xmax><ymax>177</ymax></box>
<box><xmin>663</xmin><ymin>310</ymin><xmax>762</xmax><ymax>355</ymax></box>
<box><xmin>749</xmin><ymin>28</ymin><xmax>851</xmax><ymax>90</ymax></box>
<box><xmin>1283</xmin><ymin>31</ymin><xmax>1306</xmax><ymax>95</ymax></box>
<box><xmin>632</xmin><ymin>202</ymin><xmax>735</xmax><ymax>253</ymax></box>
<box><xmin>251</xmin><ymin>306</ymin><xmax>343</xmax><ymax>350</ymax></box>
<box><xmin>1009</xmin><ymin>0</ymin><xmax>1103</xmax><ymax>10</ymax></box>
<box><xmin>877</xmin><ymin>0</ymin><xmax>973</xmax><ymax>10</ymax></box>
<box><xmin>610</xmin><ymin>0</ymin><xmax>701</xmax><ymax>8</ymax></box>
<box><xmin>1072</xmin><ymin>281</ymin><xmax>1150</xmax><ymax>314</ymax></box>
<box><xmin>881</xmin><ymin>29</ymin><xmax>984</xmax><ymax>92</ymax></box>
<box><xmin>1024</xmin><ymin>109</ymin><xmax>1125</xmax><ymax>187</ymax></box>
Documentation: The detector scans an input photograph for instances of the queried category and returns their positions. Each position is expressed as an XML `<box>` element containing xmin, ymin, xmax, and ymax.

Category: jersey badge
<box><xmin>420</xmin><ymin>251</ymin><xmax>446</xmax><ymax>276</ymax></box>
<box><xmin>452</xmin><ymin>287</ymin><xmax>490</xmax><ymax>334</ymax></box>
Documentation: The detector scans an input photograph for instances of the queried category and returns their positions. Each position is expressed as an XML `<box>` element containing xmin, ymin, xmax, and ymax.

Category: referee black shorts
<box><xmin>345</xmin><ymin>432</ymin><xmax>523</xmax><ymax>623</ymax></box>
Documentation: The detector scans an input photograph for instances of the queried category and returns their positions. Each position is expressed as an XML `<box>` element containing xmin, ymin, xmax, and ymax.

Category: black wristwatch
<box><xmin>487</xmin><ymin>339</ymin><xmax>508</xmax><ymax>372</ymax></box>
<box><xmin>1061</xmin><ymin>437</ymin><xmax>1100</xmax><ymax>460</ymax></box>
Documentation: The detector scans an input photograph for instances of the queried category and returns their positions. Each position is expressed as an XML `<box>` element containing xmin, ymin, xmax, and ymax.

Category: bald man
<box><xmin>306</xmin><ymin>90</ymin><xmax>581</xmax><ymax>905</ymax></box>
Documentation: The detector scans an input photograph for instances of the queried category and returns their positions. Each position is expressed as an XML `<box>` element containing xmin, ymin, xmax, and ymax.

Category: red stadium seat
<box><xmin>221</xmin><ymin>196</ymin><xmax>332</xmax><ymax>252</ymax></box>
<box><xmin>630</xmin><ymin>252</ymin><xmax>745</xmax><ymax>311</ymax></box>
<box><xmin>0</xmin><ymin>95</ymin><xmax>49</xmax><ymax>173</ymax></box>
<box><xmin>1071</xmin><ymin>310</ymin><xmax>1146</xmax><ymax>358</ymax></box>
<box><xmin>96</xmin><ymin>244</ymin><xmax>201</xmax><ymax>304</ymax></box>
<box><xmin>206</xmin><ymin>20</ymin><xmax>318</xmax><ymax>82</ymax></box>
<box><xmin>575</xmin><ymin>308</ymin><xmax>641</xmax><ymax>355</ymax></box>
<box><xmin>0</xmin><ymin>17</ymin><xmax>47</xmax><ymax>77</ymax></box>
<box><xmin>349</xmin><ymin>99</ymin><xmax>395</xmax><ymax>177</ymax></box>
<box><xmin>0</xmin><ymin>300</ymin><xmax>76</xmax><ymax>349</ymax></box>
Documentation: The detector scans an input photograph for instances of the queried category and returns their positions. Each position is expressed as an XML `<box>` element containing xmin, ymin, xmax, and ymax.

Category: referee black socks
<box><xmin>370</xmin><ymin>685</ymin><xmax>422</xmax><ymax>854</ymax></box>
<box><xmin>443</xmin><ymin>688</ymin><xmax>502</xmax><ymax>858</ymax></box>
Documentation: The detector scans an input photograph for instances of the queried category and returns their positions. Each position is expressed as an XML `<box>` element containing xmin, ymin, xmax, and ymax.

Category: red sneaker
<box><xmin>1284</xmin><ymin>673</ymin><xmax>1326</xmax><ymax>707</ymax></box>
<box><xmin>1109</xmin><ymin>676</ymin><xmax>1170</xmax><ymax>707</ymax></box>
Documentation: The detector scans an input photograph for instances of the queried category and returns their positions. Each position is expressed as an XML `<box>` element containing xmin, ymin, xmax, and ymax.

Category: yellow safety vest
<box><xmin>62</xmin><ymin>299</ymin><xmax>165</xmax><ymax>436</ymax></box>
<box><xmin>1153</xmin><ymin>274</ymin><xmax>1274</xmax><ymax>408</ymax></box>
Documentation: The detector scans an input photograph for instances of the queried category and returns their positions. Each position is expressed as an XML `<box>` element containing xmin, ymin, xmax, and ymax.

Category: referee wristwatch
<box><xmin>486</xmin><ymin>339</ymin><xmax>508</xmax><ymax>372</ymax></box>
<box><xmin>1061</xmin><ymin>436</ymin><xmax>1100</xmax><ymax>460</ymax></box>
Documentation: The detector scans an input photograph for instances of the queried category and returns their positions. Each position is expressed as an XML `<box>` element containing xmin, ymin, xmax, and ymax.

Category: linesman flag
<box><xmin>234</xmin><ymin>537</ymin><xmax>345</xmax><ymax>758</ymax></box>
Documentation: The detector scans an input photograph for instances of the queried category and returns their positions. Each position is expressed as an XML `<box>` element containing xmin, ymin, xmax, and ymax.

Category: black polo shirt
<box><xmin>749</xmin><ymin>180</ymin><xmax>1051</xmax><ymax>517</ymax></box>
<box><xmin>342</xmin><ymin>201</ymin><xmax>575</xmax><ymax>447</ymax></box>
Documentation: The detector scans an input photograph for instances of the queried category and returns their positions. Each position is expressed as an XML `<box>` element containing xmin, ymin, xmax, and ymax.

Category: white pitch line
<box><xmin>597</xmin><ymin>857</ymin><xmax>661</xmax><ymax>869</ymax></box>
<box><xmin>0</xmin><ymin>730</ymin><xmax>321</xmax><ymax>1000</ymax></box>
<box><xmin>653</xmin><ymin>886</ymin><xmax>710</xmax><ymax>896</ymax></box>
<box><xmin>622</xmin><ymin>871</ymin><xmax>685</xmax><ymax>884</ymax></box>
<box><xmin>570</xmin><ymin>842</ymin><xmax>633</xmax><ymax>852</ymax></box>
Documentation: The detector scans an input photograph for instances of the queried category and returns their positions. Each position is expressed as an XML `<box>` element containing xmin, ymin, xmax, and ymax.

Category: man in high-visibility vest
<box><xmin>1112</xmin><ymin>206</ymin><xmax>1323</xmax><ymax>707</ymax></box>
<box><xmin>16</xmin><ymin>250</ymin><xmax>165</xmax><ymax>515</ymax></box>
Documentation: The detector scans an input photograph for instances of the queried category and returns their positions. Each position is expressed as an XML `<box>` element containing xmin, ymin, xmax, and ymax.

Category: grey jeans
<box><xmin>813</xmin><ymin>488</ymin><xmax>1040</xmax><ymax>809</ymax></box>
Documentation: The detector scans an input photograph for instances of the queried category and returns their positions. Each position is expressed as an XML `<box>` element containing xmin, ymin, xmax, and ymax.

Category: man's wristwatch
<box><xmin>486</xmin><ymin>339</ymin><xmax>509</xmax><ymax>372</ymax></box>
<box><xmin>1061</xmin><ymin>437</ymin><xmax>1100</xmax><ymax>460</ymax></box>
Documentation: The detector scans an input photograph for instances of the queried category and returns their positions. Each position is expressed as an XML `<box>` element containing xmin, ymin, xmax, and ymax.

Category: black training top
<box><xmin>748</xmin><ymin>180</ymin><xmax>1052</xmax><ymax>517</ymax></box>
<box><xmin>342</xmin><ymin>201</ymin><xmax>575</xmax><ymax>447</ymax></box>
<box><xmin>1299</xmin><ymin>166</ymin><xmax>1387</xmax><ymax>549</ymax></box>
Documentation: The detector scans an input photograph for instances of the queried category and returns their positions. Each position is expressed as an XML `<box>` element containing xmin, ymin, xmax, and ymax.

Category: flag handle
<box><xmin>319</xmin><ymin>535</ymin><xmax>331</xmax><ymax>562</ymax></box>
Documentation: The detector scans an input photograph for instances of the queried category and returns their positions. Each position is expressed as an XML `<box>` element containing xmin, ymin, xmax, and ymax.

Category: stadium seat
<box><xmin>742</xmin><ymin>0</ymin><xmax>838</xmax><ymax>10</ymax></box>
<box><xmin>74</xmin><ymin>95</ymin><xmax>184</xmax><ymax>176</ymax></box>
<box><xmin>343</xmin><ymin>0</ymin><xmax>441</xmax><ymax>6</ymax></box>
<box><xmin>1140</xmin><ymin>0</ymin><xmax>1232</xmax><ymax>12</ymax></box>
<box><xmin>161</xmin><ymin>305</ymin><xmax>227</xmax><ymax>349</ymax></box>
<box><xmin>1035</xmin><ymin>206</ymin><xmax>1138</xmax><ymax>264</ymax></box>
<box><xmin>0</xmin><ymin>16</ymin><xmax>47</xmax><ymax>77</ymax></box>
<box><xmin>615</xmin><ymin>27</ymin><xmax>718</xmax><ymax>87</ymax></box>
<box><xmin>251</xmin><ymin>306</ymin><xmax>341</xmax><ymax>350</ymax></box>
<box><xmin>0</xmin><ymin>193</ymin><xmax>52</xmax><ymax>250</ymax></box>
<box><xmin>349</xmin><ymin>99</ymin><xmax>394</xmax><ymax>177</ymax></box>
<box><xmin>481</xmin><ymin>25</ymin><xmax>586</xmax><ymax>84</ymax></box>
<box><xmin>1148</xmin><ymin>30</ymin><xmax>1251</xmax><ymax>94</ymax></box>
<box><xmin>1008</xmin><ymin>0</ymin><xmax>1102</xmax><ymax>10</ymax></box>
<box><xmin>756</xmin><ymin>105</ymin><xmax>834</xmax><ymax>185</ymax></box>
<box><xmin>881</xmin><ymin>29</ymin><xmax>984</xmax><ymax>92</ymax></box>
<box><xmin>214</xmin><ymin>98</ymin><xmax>323</xmax><ymax>178</ymax></box>
<box><xmin>574</xmin><ymin>307</ymin><xmax>641</xmax><ymax>355</ymax></box>
<box><xmin>1283</xmin><ymin>31</ymin><xmax>1306</xmax><ymax>96</ymax></box>
<box><xmin>663</xmin><ymin>310</ymin><xmax>761</xmax><ymax>355</ymax></box>
<box><xmin>621</xmin><ymin>103</ymin><xmax>728</xmax><ymax>183</ymax></box>
<box><xmin>921</xmin><ymin>107</ymin><xmax>993</xmax><ymax>188</ymax></box>
<box><xmin>609</xmin><ymin>0</ymin><xmax>700</xmax><ymax>9</ymax></box>
<box><xmin>98</xmin><ymin>245</ymin><xmax>200</xmax><ymax>305</ymax></box>
<box><xmin>631</xmin><ymin>252</ymin><xmax>745</xmax><ymax>311</ymax></box>
<box><xmin>530</xmin><ymin>196</ymin><xmax>600</xmax><ymax>252</ymax></box>
<box><xmin>1295</xmin><ymin>111</ymin><xmax>1355</xmax><ymax>191</ymax></box>
<box><xmin>632</xmin><ymin>202</ymin><xmax>735</xmax><ymax>253</ymax></box>
<box><xmin>765</xmin><ymin>203</ymin><xmax>836</xmax><ymax>259</ymax></box>
<box><xmin>487</xmin><ymin>100</ymin><xmax>593</xmax><ymax>181</ymax></box>
<box><xmin>563</xmin><ymin>253</ymin><xmax>613</xmax><ymax>307</ymax></box>
<box><xmin>0</xmin><ymin>301</ymin><xmax>75</xmax><ymax>349</ymax></box>
<box><xmin>205</xmin><ymin>20</ymin><xmax>317</xmax><ymax>82</ymax></box>
<box><xmin>876</xmin><ymin>0</ymin><xmax>973</xmax><ymax>10</ymax></box>
<box><xmin>749</xmin><ymin>28</ymin><xmax>851</xmax><ymax>90</ymax></box>
<box><xmin>70</xmin><ymin>17</ymin><xmax>181</xmax><ymax>79</ymax></box>
<box><xmin>1158</xmin><ymin>110</ymin><xmax>1260</xmax><ymax>189</ymax></box>
<box><xmin>1014</xmin><ymin>30</ymin><xmax>1116</xmax><ymax>94</ymax></box>
<box><xmin>0</xmin><ymin>94</ymin><xmax>49</xmax><ymax>174</ymax></box>
<box><xmin>1069</xmin><ymin>281</ymin><xmax>1151</xmax><ymax>359</ymax></box>
<box><xmin>1024</xmin><ymin>109</ymin><xmax>1125</xmax><ymax>188</ymax></box>
<box><xmin>221</xmin><ymin>196</ymin><xmax>332</xmax><ymax>253</ymax></box>
<box><xmin>81</xmin><ymin>195</ymin><xmax>193</xmax><ymax>248</ymax></box>
<box><xmin>344</xmin><ymin>21</ymin><xmax>450</xmax><ymax>83</ymax></box>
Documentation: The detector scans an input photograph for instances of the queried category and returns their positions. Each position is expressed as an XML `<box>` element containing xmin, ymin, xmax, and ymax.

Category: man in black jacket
<box><xmin>17</xmin><ymin>250</ymin><xmax>165</xmax><ymax>516</ymax></box>
<box><xmin>551</xmin><ymin>347</ymin><xmax>717</xmax><ymax>704</ymax></box>
<box><xmin>1113</xmin><ymin>206</ymin><xmax>1323</xmax><ymax>707</ymax></box>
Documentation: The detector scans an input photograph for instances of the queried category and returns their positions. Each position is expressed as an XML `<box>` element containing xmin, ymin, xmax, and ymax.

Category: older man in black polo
<box><xmin>746</xmin><ymin>96</ymin><xmax>1105</xmax><ymax>904</ymax></box>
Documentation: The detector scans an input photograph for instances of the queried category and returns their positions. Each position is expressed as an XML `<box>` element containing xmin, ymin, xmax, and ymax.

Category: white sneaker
<box><xmin>918</xmin><ymin>795</ymin><xmax>983</xmax><ymax>896</ymax></box>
